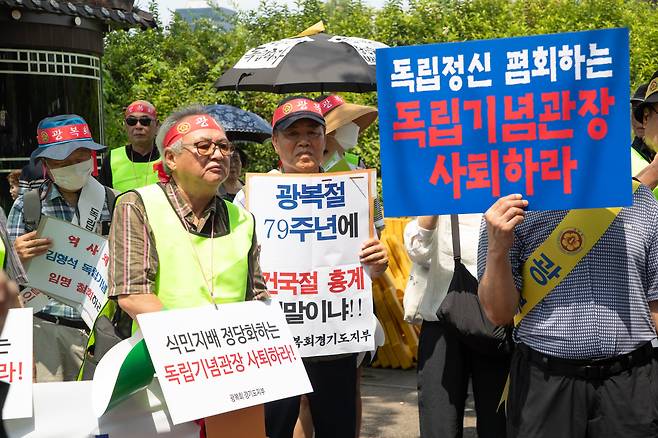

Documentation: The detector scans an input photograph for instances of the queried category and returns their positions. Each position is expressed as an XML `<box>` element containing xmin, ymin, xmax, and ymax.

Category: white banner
<box><xmin>328</xmin><ymin>35</ymin><xmax>388</xmax><ymax>65</ymax></box>
<box><xmin>246</xmin><ymin>170</ymin><xmax>377</xmax><ymax>357</ymax></box>
<box><xmin>5</xmin><ymin>380</ymin><xmax>199</xmax><ymax>437</ymax></box>
<box><xmin>25</xmin><ymin>216</ymin><xmax>109</xmax><ymax>328</ymax></box>
<box><xmin>2</xmin><ymin>308</ymin><xmax>33</xmax><ymax>420</ymax></box>
<box><xmin>18</xmin><ymin>288</ymin><xmax>49</xmax><ymax>314</ymax></box>
<box><xmin>137</xmin><ymin>301</ymin><xmax>311</xmax><ymax>425</ymax></box>
<box><xmin>234</xmin><ymin>37</ymin><xmax>312</xmax><ymax>69</ymax></box>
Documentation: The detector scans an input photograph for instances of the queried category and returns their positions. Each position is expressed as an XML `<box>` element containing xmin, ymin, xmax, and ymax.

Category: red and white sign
<box><xmin>246</xmin><ymin>170</ymin><xmax>378</xmax><ymax>357</ymax></box>
<box><xmin>2</xmin><ymin>308</ymin><xmax>33</xmax><ymax>420</ymax></box>
<box><xmin>137</xmin><ymin>301</ymin><xmax>311</xmax><ymax>425</ymax></box>
<box><xmin>25</xmin><ymin>217</ymin><xmax>109</xmax><ymax>328</ymax></box>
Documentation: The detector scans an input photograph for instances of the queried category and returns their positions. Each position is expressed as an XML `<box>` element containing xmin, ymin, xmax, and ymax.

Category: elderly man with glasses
<box><xmin>107</xmin><ymin>104</ymin><xmax>269</xmax><ymax>324</ymax></box>
<box><xmin>98</xmin><ymin>100</ymin><xmax>161</xmax><ymax>192</ymax></box>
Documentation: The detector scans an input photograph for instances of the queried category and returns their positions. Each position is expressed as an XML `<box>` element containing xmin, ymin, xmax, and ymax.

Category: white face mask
<box><xmin>49</xmin><ymin>158</ymin><xmax>93</xmax><ymax>191</ymax></box>
<box><xmin>333</xmin><ymin>122</ymin><xmax>360</xmax><ymax>151</ymax></box>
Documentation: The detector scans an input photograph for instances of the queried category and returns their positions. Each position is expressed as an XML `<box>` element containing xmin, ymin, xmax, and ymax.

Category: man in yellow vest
<box><xmin>106</xmin><ymin>104</ymin><xmax>268</xmax><ymax>321</ymax></box>
<box><xmin>98</xmin><ymin>100</ymin><xmax>160</xmax><ymax>192</ymax></box>
<box><xmin>631</xmin><ymin>83</ymin><xmax>652</xmax><ymax>175</ymax></box>
<box><xmin>478</xmin><ymin>100</ymin><xmax>658</xmax><ymax>438</ymax></box>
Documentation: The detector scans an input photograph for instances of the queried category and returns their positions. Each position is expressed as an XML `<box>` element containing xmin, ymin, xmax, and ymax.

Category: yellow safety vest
<box><xmin>0</xmin><ymin>237</ymin><xmax>5</xmax><ymax>270</ymax></box>
<box><xmin>630</xmin><ymin>148</ymin><xmax>658</xmax><ymax>200</ymax></box>
<box><xmin>136</xmin><ymin>184</ymin><xmax>252</xmax><ymax>309</ymax></box>
<box><xmin>110</xmin><ymin>146</ymin><xmax>159</xmax><ymax>192</ymax></box>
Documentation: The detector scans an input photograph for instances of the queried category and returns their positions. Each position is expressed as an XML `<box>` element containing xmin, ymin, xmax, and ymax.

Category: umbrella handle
<box><xmin>236</xmin><ymin>72</ymin><xmax>253</xmax><ymax>92</ymax></box>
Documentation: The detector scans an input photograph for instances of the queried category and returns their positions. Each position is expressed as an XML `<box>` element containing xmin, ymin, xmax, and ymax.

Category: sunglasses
<box><xmin>125</xmin><ymin>116</ymin><xmax>153</xmax><ymax>127</ymax></box>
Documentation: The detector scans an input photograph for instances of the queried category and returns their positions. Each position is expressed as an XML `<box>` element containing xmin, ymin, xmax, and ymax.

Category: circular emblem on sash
<box><xmin>559</xmin><ymin>228</ymin><xmax>584</xmax><ymax>253</ymax></box>
<box><xmin>282</xmin><ymin>103</ymin><xmax>293</xmax><ymax>114</ymax></box>
<box><xmin>176</xmin><ymin>122</ymin><xmax>191</xmax><ymax>134</ymax></box>
<box><xmin>40</xmin><ymin>131</ymin><xmax>49</xmax><ymax>143</ymax></box>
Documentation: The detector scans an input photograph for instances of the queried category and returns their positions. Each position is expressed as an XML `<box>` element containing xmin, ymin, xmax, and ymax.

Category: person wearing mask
<box><xmin>7</xmin><ymin>114</ymin><xmax>114</xmax><ymax>382</ymax></box>
<box><xmin>318</xmin><ymin>94</ymin><xmax>384</xmax><ymax>235</ymax></box>
<box><xmin>99</xmin><ymin>100</ymin><xmax>160</xmax><ymax>191</ymax></box>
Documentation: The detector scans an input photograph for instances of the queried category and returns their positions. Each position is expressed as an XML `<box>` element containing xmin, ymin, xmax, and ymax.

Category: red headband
<box><xmin>125</xmin><ymin>101</ymin><xmax>157</xmax><ymax>118</ymax></box>
<box><xmin>162</xmin><ymin>114</ymin><xmax>223</xmax><ymax>149</ymax></box>
<box><xmin>272</xmin><ymin>98</ymin><xmax>323</xmax><ymax>128</ymax></box>
<box><xmin>37</xmin><ymin>124</ymin><xmax>92</xmax><ymax>145</ymax></box>
<box><xmin>318</xmin><ymin>95</ymin><xmax>345</xmax><ymax>116</ymax></box>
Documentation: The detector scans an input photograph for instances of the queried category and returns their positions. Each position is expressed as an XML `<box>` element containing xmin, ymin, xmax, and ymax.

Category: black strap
<box><xmin>450</xmin><ymin>214</ymin><xmax>461</xmax><ymax>261</ymax></box>
<box><xmin>23</xmin><ymin>189</ymin><xmax>42</xmax><ymax>231</ymax></box>
<box><xmin>23</xmin><ymin>185</ymin><xmax>115</xmax><ymax>233</ymax></box>
<box><xmin>104</xmin><ymin>186</ymin><xmax>116</xmax><ymax>217</ymax></box>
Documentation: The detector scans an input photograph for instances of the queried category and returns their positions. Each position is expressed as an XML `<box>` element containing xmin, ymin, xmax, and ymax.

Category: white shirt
<box><xmin>403</xmin><ymin>214</ymin><xmax>482</xmax><ymax>321</ymax></box>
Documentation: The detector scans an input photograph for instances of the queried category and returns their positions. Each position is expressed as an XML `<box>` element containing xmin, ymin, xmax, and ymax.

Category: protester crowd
<box><xmin>0</xmin><ymin>63</ymin><xmax>658</xmax><ymax>438</ymax></box>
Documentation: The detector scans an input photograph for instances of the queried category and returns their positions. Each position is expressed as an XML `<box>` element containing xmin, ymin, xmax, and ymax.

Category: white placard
<box><xmin>328</xmin><ymin>35</ymin><xmax>389</xmax><ymax>65</ymax></box>
<box><xmin>246</xmin><ymin>170</ymin><xmax>377</xmax><ymax>357</ymax></box>
<box><xmin>24</xmin><ymin>216</ymin><xmax>109</xmax><ymax>328</ymax></box>
<box><xmin>234</xmin><ymin>37</ymin><xmax>312</xmax><ymax>69</ymax></box>
<box><xmin>18</xmin><ymin>288</ymin><xmax>48</xmax><ymax>314</ymax></box>
<box><xmin>2</xmin><ymin>308</ymin><xmax>33</xmax><ymax>419</ymax></box>
<box><xmin>137</xmin><ymin>301</ymin><xmax>312</xmax><ymax>425</ymax></box>
<box><xmin>5</xmin><ymin>380</ymin><xmax>199</xmax><ymax>437</ymax></box>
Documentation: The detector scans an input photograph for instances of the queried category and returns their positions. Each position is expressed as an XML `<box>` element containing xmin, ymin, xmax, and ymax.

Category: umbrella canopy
<box><xmin>204</xmin><ymin>104</ymin><xmax>272</xmax><ymax>144</ymax></box>
<box><xmin>214</xmin><ymin>32</ymin><xmax>388</xmax><ymax>93</ymax></box>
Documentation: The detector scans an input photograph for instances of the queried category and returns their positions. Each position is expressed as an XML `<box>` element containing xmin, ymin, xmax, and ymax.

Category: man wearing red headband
<box><xmin>106</xmin><ymin>104</ymin><xmax>268</xmax><ymax>330</ymax></box>
<box><xmin>7</xmin><ymin>114</ymin><xmax>114</xmax><ymax>382</ymax></box>
<box><xmin>234</xmin><ymin>96</ymin><xmax>389</xmax><ymax>438</ymax></box>
<box><xmin>98</xmin><ymin>100</ymin><xmax>160</xmax><ymax>192</ymax></box>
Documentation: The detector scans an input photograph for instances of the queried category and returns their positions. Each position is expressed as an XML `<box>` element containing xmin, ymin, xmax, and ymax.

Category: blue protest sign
<box><xmin>376</xmin><ymin>28</ymin><xmax>630</xmax><ymax>216</ymax></box>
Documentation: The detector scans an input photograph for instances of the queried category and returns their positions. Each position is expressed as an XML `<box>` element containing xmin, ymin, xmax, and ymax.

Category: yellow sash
<box><xmin>500</xmin><ymin>180</ymin><xmax>641</xmax><ymax>410</ymax></box>
<box><xmin>515</xmin><ymin>180</ymin><xmax>640</xmax><ymax>326</ymax></box>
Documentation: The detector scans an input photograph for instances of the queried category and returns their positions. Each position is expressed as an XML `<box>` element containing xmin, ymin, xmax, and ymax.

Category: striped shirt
<box><xmin>0</xmin><ymin>208</ymin><xmax>27</xmax><ymax>285</ymax></box>
<box><xmin>107</xmin><ymin>181</ymin><xmax>267</xmax><ymax>301</ymax></box>
<box><xmin>7</xmin><ymin>180</ymin><xmax>113</xmax><ymax>319</ymax></box>
<box><xmin>477</xmin><ymin>184</ymin><xmax>658</xmax><ymax>359</ymax></box>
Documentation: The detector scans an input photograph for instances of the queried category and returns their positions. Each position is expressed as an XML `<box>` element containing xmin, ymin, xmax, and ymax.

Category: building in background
<box><xmin>0</xmin><ymin>0</ymin><xmax>156</xmax><ymax>210</ymax></box>
<box><xmin>174</xmin><ymin>0</ymin><xmax>234</xmax><ymax>28</ymax></box>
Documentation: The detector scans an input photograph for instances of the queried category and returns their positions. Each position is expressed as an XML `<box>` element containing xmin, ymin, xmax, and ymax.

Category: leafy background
<box><xmin>103</xmin><ymin>0</ymin><xmax>658</xmax><ymax>175</ymax></box>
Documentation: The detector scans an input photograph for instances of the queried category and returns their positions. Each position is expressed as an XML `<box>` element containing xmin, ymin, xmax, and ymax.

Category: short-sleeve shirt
<box><xmin>477</xmin><ymin>185</ymin><xmax>658</xmax><ymax>360</ymax></box>
<box><xmin>107</xmin><ymin>180</ymin><xmax>267</xmax><ymax>301</ymax></box>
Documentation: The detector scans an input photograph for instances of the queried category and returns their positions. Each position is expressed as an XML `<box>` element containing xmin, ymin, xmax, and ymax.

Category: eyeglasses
<box><xmin>125</xmin><ymin>116</ymin><xmax>153</xmax><ymax>127</ymax></box>
<box><xmin>181</xmin><ymin>140</ymin><xmax>235</xmax><ymax>157</ymax></box>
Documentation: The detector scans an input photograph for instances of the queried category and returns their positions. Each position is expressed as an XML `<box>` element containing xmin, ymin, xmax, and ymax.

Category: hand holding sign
<box><xmin>484</xmin><ymin>194</ymin><xmax>528</xmax><ymax>254</ymax></box>
<box><xmin>25</xmin><ymin>216</ymin><xmax>110</xmax><ymax>329</ymax></box>
<box><xmin>359</xmin><ymin>238</ymin><xmax>388</xmax><ymax>278</ymax></box>
<box><xmin>13</xmin><ymin>230</ymin><xmax>51</xmax><ymax>264</ymax></box>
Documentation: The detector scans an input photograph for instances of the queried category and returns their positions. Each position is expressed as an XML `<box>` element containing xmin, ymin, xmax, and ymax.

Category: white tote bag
<box><xmin>403</xmin><ymin>229</ymin><xmax>439</xmax><ymax>324</ymax></box>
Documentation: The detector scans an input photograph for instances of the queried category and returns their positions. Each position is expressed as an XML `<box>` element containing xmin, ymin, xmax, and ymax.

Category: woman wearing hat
<box><xmin>318</xmin><ymin>95</ymin><xmax>385</xmax><ymax>235</ymax></box>
<box><xmin>7</xmin><ymin>114</ymin><xmax>114</xmax><ymax>382</ymax></box>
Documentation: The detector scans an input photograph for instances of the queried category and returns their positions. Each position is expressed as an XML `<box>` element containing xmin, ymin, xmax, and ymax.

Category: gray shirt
<box><xmin>477</xmin><ymin>185</ymin><xmax>658</xmax><ymax>359</ymax></box>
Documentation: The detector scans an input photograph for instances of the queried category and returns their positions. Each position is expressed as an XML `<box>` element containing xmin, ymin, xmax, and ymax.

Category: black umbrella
<box><xmin>214</xmin><ymin>32</ymin><xmax>388</xmax><ymax>93</ymax></box>
<box><xmin>204</xmin><ymin>104</ymin><xmax>272</xmax><ymax>144</ymax></box>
